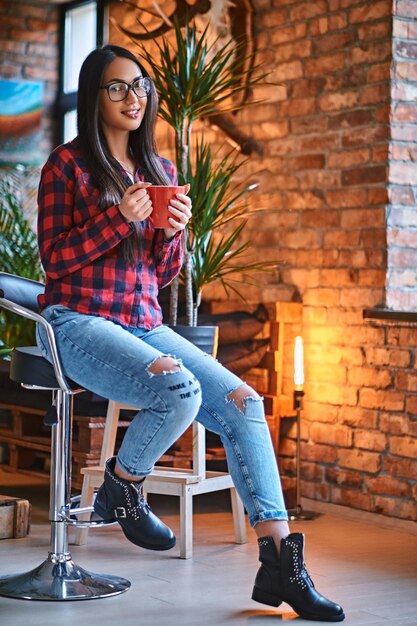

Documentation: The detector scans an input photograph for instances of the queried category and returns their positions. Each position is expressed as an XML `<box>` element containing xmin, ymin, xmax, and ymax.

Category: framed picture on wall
<box><xmin>0</xmin><ymin>79</ymin><xmax>44</xmax><ymax>166</ymax></box>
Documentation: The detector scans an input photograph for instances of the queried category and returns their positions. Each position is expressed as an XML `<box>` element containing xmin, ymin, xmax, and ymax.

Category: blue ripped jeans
<box><xmin>36</xmin><ymin>305</ymin><xmax>288</xmax><ymax>527</ymax></box>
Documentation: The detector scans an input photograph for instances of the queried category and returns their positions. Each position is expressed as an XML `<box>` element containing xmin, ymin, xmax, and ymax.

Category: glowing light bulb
<box><xmin>294</xmin><ymin>336</ymin><xmax>304</xmax><ymax>391</ymax></box>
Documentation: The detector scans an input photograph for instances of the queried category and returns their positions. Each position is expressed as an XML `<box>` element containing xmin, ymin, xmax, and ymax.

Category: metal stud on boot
<box><xmin>94</xmin><ymin>457</ymin><xmax>176</xmax><ymax>550</ymax></box>
<box><xmin>252</xmin><ymin>534</ymin><xmax>345</xmax><ymax>622</ymax></box>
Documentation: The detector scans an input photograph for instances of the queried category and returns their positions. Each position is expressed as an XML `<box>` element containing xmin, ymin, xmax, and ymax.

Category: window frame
<box><xmin>56</xmin><ymin>0</ymin><xmax>106</xmax><ymax>144</ymax></box>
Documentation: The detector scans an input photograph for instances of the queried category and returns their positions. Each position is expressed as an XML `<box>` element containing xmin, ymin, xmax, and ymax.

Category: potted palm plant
<box><xmin>0</xmin><ymin>176</ymin><xmax>44</xmax><ymax>358</ymax></box>
<box><xmin>137</xmin><ymin>19</ymin><xmax>270</xmax><ymax>329</ymax></box>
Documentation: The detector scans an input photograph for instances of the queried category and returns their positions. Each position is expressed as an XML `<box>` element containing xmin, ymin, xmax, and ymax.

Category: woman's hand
<box><xmin>164</xmin><ymin>184</ymin><xmax>192</xmax><ymax>240</ymax></box>
<box><xmin>119</xmin><ymin>181</ymin><xmax>152</xmax><ymax>223</ymax></box>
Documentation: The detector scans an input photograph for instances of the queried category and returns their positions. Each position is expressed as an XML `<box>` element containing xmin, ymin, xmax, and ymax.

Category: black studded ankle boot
<box><xmin>94</xmin><ymin>457</ymin><xmax>176</xmax><ymax>551</ymax></box>
<box><xmin>252</xmin><ymin>534</ymin><xmax>345</xmax><ymax>622</ymax></box>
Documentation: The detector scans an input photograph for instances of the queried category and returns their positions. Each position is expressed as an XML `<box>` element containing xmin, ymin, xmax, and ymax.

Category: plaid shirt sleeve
<box><xmin>37</xmin><ymin>149</ymin><xmax>132</xmax><ymax>280</ymax></box>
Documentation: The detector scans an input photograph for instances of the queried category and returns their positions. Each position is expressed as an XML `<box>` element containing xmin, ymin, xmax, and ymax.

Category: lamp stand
<box><xmin>287</xmin><ymin>389</ymin><xmax>321</xmax><ymax>521</ymax></box>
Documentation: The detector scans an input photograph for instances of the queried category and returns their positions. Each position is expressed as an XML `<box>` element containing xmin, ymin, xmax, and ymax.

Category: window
<box><xmin>58</xmin><ymin>1</ymin><xmax>104</xmax><ymax>143</ymax></box>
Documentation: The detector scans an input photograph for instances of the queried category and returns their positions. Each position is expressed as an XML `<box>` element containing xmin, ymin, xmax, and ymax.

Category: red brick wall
<box><xmin>1</xmin><ymin>1</ymin><xmax>415</xmax><ymax>521</ymax></box>
<box><xmin>387</xmin><ymin>0</ymin><xmax>417</xmax><ymax>310</ymax></box>
<box><xmin>0</xmin><ymin>0</ymin><xmax>60</xmax><ymax>154</ymax></box>
<box><xmin>205</xmin><ymin>0</ymin><xmax>416</xmax><ymax>521</ymax></box>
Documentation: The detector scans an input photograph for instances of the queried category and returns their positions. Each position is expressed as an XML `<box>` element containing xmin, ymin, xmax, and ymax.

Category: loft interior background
<box><xmin>0</xmin><ymin>0</ymin><xmax>416</xmax><ymax>522</ymax></box>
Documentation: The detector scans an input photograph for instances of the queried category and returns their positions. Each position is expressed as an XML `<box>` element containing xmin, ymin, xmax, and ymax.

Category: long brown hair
<box><xmin>77</xmin><ymin>45</ymin><xmax>170</xmax><ymax>262</ymax></box>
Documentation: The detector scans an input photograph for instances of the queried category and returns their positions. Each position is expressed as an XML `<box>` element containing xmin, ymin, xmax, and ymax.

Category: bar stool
<box><xmin>0</xmin><ymin>271</ymin><xmax>130</xmax><ymax>601</ymax></box>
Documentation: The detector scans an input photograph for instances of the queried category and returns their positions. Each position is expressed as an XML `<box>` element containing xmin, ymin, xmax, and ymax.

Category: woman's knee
<box><xmin>147</xmin><ymin>356</ymin><xmax>202</xmax><ymax>421</ymax></box>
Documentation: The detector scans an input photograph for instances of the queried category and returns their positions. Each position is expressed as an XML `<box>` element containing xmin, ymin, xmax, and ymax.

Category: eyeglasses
<box><xmin>100</xmin><ymin>77</ymin><xmax>152</xmax><ymax>102</ymax></box>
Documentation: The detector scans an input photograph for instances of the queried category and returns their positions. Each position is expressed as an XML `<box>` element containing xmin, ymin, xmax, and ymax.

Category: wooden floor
<box><xmin>0</xmin><ymin>469</ymin><xmax>416</xmax><ymax>626</ymax></box>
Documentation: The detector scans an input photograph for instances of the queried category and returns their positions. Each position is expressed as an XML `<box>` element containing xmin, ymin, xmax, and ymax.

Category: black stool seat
<box><xmin>10</xmin><ymin>346</ymin><xmax>76</xmax><ymax>389</ymax></box>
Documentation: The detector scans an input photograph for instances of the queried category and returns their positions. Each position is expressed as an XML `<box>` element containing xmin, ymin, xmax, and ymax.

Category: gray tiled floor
<box><xmin>0</xmin><ymin>473</ymin><xmax>416</xmax><ymax>626</ymax></box>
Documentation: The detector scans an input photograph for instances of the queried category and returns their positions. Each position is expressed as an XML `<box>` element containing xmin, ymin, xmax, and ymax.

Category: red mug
<box><xmin>147</xmin><ymin>185</ymin><xmax>187</xmax><ymax>229</ymax></box>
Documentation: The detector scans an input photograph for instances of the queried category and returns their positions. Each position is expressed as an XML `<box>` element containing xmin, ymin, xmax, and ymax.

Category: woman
<box><xmin>36</xmin><ymin>45</ymin><xmax>344</xmax><ymax>622</ymax></box>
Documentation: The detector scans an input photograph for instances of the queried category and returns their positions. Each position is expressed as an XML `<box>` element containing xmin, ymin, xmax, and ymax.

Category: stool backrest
<box><xmin>0</xmin><ymin>272</ymin><xmax>45</xmax><ymax>312</ymax></box>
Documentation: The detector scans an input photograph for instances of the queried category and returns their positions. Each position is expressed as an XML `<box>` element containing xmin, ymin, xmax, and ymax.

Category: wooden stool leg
<box><xmin>73</xmin><ymin>476</ymin><xmax>96</xmax><ymax>546</ymax></box>
<box><xmin>179</xmin><ymin>485</ymin><xmax>193</xmax><ymax>559</ymax></box>
<box><xmin>230</xmin><ymin>487</ymin><xmax>247</xmax><ymax>544</ymax></box>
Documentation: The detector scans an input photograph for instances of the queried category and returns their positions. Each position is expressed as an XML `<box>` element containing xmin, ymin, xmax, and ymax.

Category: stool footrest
<box><xmin>0</xmin><ymin>557</ymin><xmax>130</xmax><ymax>600</ymax></box>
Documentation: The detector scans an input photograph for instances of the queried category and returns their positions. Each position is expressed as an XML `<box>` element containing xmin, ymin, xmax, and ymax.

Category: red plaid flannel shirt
<box><xmin>37</xmin><ymin>139</ymin><xmax>183</xmax><ymax>329</ymax></box>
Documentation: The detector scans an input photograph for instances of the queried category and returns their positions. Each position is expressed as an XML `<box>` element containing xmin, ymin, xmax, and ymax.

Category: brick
<box><xmin>299</xmin><ymin>170</ymin><xmax>341</xmax><ymax>189</ymax></box>
<box><xmin>329</xmin><ymin>109</ymin><xmax>375</xmax><ymax>130</ymax></box>
<box><xmin>326</xmin><ymin>66</ymin><xmax>368</xmax><ymax>91</ymax></box>
<box><xmin>395</xmin><ymin>61</ymin><xmax>417</xmax><ymax>81</ymax></box>
<box><xmin>358</xmin><ymin>268</ymin><xmax>386</xmax><ymax>287</ymax></box>
<box><xmin>349</xmin><ymin>41</ymin><xmax>392</xmax><ymax>65</ymax></box>
<box><xmin>308</xmin><ymin>381</ymin><xmax>358</xmax><ymax>406</ymax></box>
<box><xmin>342</xmin><ymin>165</ymin><xmax>387</xmax><ymax>186</ymax></box>
<box><xmin>289</xmin><ymin>1</ymin><xmax>328</xmax><ymax>21</ymax></box>
<box><xmin>276</xmin><ymin>60</ymin><xmax>303</xmax><ymax>80</ymax></box>
<box><xmin>392</xmin><ymin>81</ymin><xmax>417</xmax><ymax>101</ymax></box>
<box><xmin>366</xmin><ymin>475</ymin><xmax>411</xmax><ymax>497</ymax></box>
<box><xmin>301</xmin><ymin>482</ymin><xmax>330</xmax><ymax>501</ymax></box>
<box><xmin>387</xmin><ymin>290</ymin><xmax>417</xmax><ymax>310</ymax></box>
<box><xmin>332</xmin><ymin>486</ymin><xmax>373</xmax><ymax>511</ymax></box>
<box><xmin>358</xmin><ymin>20</ymin><xmax>391</xmax><ymax>40</ymax></box>
<box><xmin>393</xmin><ymin>17</ymin><xmax>417</xmax><ymax>39</ymax></box>
<box><xmin>275</xmin><ymin>39</ymin><xmax>312</xmax><ymax>62</ymax></box>
<box><xmin>285</xmin><ymin>191</ymin><xmax>324</xmax><ymax>209</ymax></box>
<box><xmin>323</xmin><ymin>230</ymin><xmax>361</xmax><ymax>248</ymax></box>
<box><xmin>388</xmin><ymin>328</ymin><xmax>417</xmax><ymax>349</ymax></box>
<box><xmin>388</xmin><ymin>269</ymin><xmax>417</xmax><ymax>289</ymax></box>
<box><xmin>349</xmin><ymin>1</ymin><xmax>392</xmax><ymax>23</ymax></box>
<box><xmin>360</xmin><ymin>83</ymin><xmax>390</xmax><ymax>105</ymax></box>
<box><xmin>27</xmin><ymin>18</ymin><xmax>57</xmax><ymax>32</ymax></box>
<box><xmin>390</xmin><ymin>350</ymin><xmax>412</xmax><ymax>368</ymax></box>
<box><xmin>390</xmin><ymin>435</ymin><xmax>417</xmax><ymax>458</ymax></box>
<box><xmin>355</xmin><ymin>429</ymin><xmax>387</xmax><ymax>451</ymax></box>
<box><xmin>303</xmin><ymin>288</ymin><xmax>341</xmax><ymax>307</ymax></box>
<box><xmin>367</xmin><ymin>61</ymin><xmax>391</xmax><ymax>82</ymax></box>
<box><xmin>393</xmin><ymin>103</ymin><xmax>417</xmax><ymax>124</ymax></box>
<box><xmin>388</xmin><ymin>248</ymin><xmax>417</xmax><ymax>268</ymax></box>
<box><xmin>391</xmin><ymin>144</ymin><xmax>417</xmax><ymax>162</ymax></box>
<box><xmin>384</xmin><ymin>456</ymin><xmax>417</xmax><ymax>480</ymax></box>
<box><xmin>406</xmin><ymin>395</ymin><xmax>417</xmax><ymax>416</ymax></box>
<box><xmin>281</xmin><ymin>228</ymin><xmax>321</xmax><ymax>248</ymax></box>
<box><xmin>341</xmin><ymin>207</ymin><xmax>385</xmax><ymax>228</ymax></box>
<box><xmin>388</xmin><ymin>207</ymin><xmax>417</xmax><ymax>229</ymax></box>
<box><xmin>373</xmin><ymin>496</ymin><xmax>417</xmax><ymax>521</ymax></box>
<box><xmin>291</xmin><ymin>116</ymin><xmax>328</xmax><ymax>134</ymax></box>
<box><xmin>389</xmin><ymin>187</ymin><xmax>415</xmax><ymax>206</ymax></box>
<box><xmin>328</xmin><ymin>148</ymin><xmax>370</xmax><ymax>168</ymax></box>
<box><xmin>325</xmin><ymin>467</ymin><xmax>363</xmax><ymax>488</ymax></box>
<box><xmin>271</xmin><ymin>23</ymin><xmax>308</xmax><ymax>45</ymax></box>
<box><xmin>395</xmin><ymin>40</ymin><xmax>417</xmax><ymax>60</ymax></box>
<box><xmin>313</xmin><ymin>31</ymin><xmax>355</xmax><ymax>54</ymax></box>
<box><xmin>396</xmin><ymin>0</ymin><xmax>417</xmax><ymax>19</ymax></box>
<box><xmin>300</xmin><ymin>462</ymin><xmax>325</xmax><ymax>482</ymax></box>
<box><xmin>380</xmin><ymin>413</ymin><xmax>410</xmax><ymax>435</ymax></box>
<box><xmin>279</xmin><ymin>98</ymin><xmax>317</xmax><ymax>117</ymax></box>
<box><xmin>368</xmin><ymin>187</ymin><xmax>388</xmax><ymax>204</ymax></box>
<box><xmin>360</xmin><ymin>388</ymin><xmax>405</xmax><ymax>412</ymax></box>
<box><xmin>325</xmin><ymin>189</ymin><xmax>366</xmax><ymax>208</ymax></box>
<box><xmin>320</xmin><ymin>91</ymin><xmax>360</xmax><ymax>112</ymax></box>
<box><xmin>338</xmin><ymin>448</ymin><xmax>381</xmax><ymax>473</ymax></box>
<box><xmin>342</xmin><ymin>125</ymin><xmax>388</xmax><ymax>148</ymax></box>
<box><xmin>9</xmin><ymin>28</ymin><xmax>49</xmax><ymax>43</ymax></box>
<box><xmin>259</xmin><ymin>9</ymin><xmax>286</xmax><ymax>28</ymax></box>
<box><xmin>302</xmin><ymin>401</ymin><xmax>339</xmax><ymax>423</ymax></box>
<box><xmin>304</xmin><ymin>53</ymin><xmax>345</xmax><ymax>77</ymax></box>
<box><xmin>340</xmin><ymin>287</ymin><xmax>384</xmax><ymax>307</ymax></box>
<box><xmin>301</xmin><ymin>443</ymin><xmax>338</xmax><ymax>464</ymax></box>
<box><xmin>310</xmin><ymin>422</ymin><xmax>353</xmax><ymax>447</ymax></box>
<box><xmin>348</xmin><ymin>367</ymin><xmax>392</xmax><ymax>388</ymax></box>
<box><xmin>395</xmin><ymin>371</ymin><xmax>417</xmax><ymax>392</ymax></box>
<box><xmin>301</xmin><ymin>209</ymin><xmax>340</xmax><ymax>227</ymax></box>
<box><xmin>340</xmin><ymin>406</ymin><xmax>378</xmax><ymax>428</ymax></box>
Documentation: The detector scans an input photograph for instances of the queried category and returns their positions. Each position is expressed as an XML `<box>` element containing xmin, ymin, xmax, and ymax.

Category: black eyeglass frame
<box><xmin>100</xmin><ymin>77</ymin><xmax>153</xmax><ymax>101</ymax></box>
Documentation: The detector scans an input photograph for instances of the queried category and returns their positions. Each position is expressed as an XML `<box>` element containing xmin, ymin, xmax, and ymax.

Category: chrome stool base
<box><xmin>0</xmin><ymin>556</ymin><xmax>131</xmax><ymax>601</ymax></box>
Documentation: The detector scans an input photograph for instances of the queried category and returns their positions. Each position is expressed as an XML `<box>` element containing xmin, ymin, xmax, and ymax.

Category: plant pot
<box><xmin>170</xmin><ymin>325</ymin><xmax>219</xmax><ymax>358</ymax></box>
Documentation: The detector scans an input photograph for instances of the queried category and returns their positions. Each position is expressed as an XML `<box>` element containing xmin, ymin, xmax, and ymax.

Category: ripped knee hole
<box><xmin>147</xmin><ymin>356</ymin><xmax>181</xmax><ymax>375</ymax></box>
<box><xmin>226</xmin><ymin>384</ymin><xmax>260</xmax><ymax>413</ymax></box>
